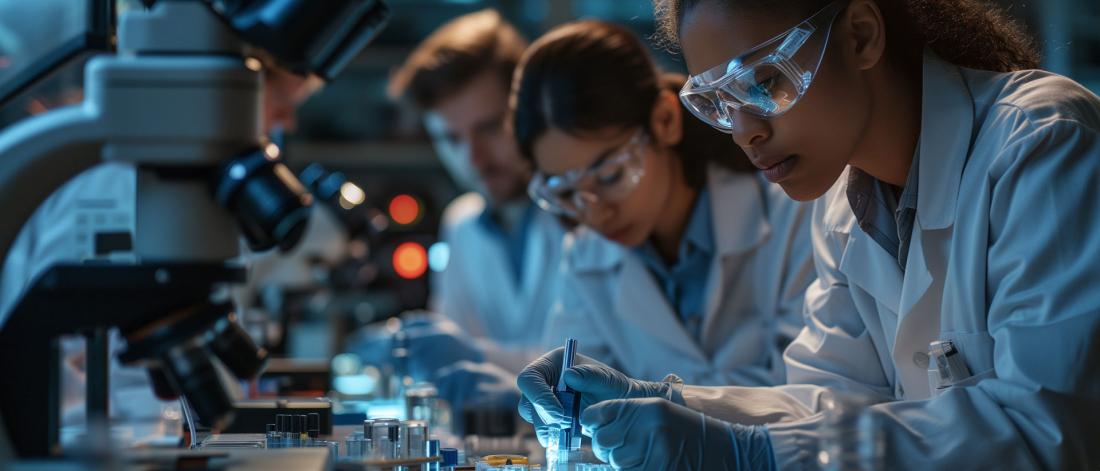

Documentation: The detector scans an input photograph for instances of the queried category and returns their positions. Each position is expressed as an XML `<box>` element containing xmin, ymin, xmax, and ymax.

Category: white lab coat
<box><xmin>0</xmin><ymin>163</ymin><xmax>173</xmax><ymax>424</ymax></box>
<box><xmin>674</xmin><ymin>53</ymin><xmax>1100</xmax><ymax>469</ymax></box>
<box><xmin>1</xmin><ymin>163</ymin><xmax>136</xmax><ymax>323</ymax></box>
<box><xmin>543</xmin><ymin>166</ymin><xmax>815</xmax><ymax>386</ymax></box>
<box><xmin>431</xmin><ymin>193</ymin><xmax>566</xmax><ymax>374</ymax></box>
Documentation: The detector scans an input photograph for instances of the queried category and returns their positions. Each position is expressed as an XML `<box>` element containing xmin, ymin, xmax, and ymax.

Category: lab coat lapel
<box><xmin>700</xmin><ymin>169</ymin><xmax>770</xmax><ymax>349</ymax></box>
<box><xmin>839</xmin><ymin>229</ymin><xmax>904</xmax><ymax>317</ymax></box>
<box><xmin>478</xmin><ymin>222</ymin><xmax>522</xmax><ymax>324</ymax></box>
<box><xmin>897</xmin><ymin>52</ymin><xmax>973</xmax><ymax>323</ymax></box>
<box><xmin>890</xmin><ymin>53</ymin><xmax>974</xmax><ymax>397</ymax></box>
<box><xmin>515</xmin><ymin>211</ymin><xmax>561</xmax><ymax>333</ymax></box>
<box><xmin>615</xmin><ymin>255</ymin><xmax>706</xmax><ymax>361</ymax></box>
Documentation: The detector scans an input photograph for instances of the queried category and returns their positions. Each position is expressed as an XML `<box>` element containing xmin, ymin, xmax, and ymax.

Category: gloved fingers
<box><xmin>516</xmin><ymin>349</ymin><xmax>567</xmax><ymax>425</ymax></box>
<box><xmin>517</xmin><ymin>396</ymin><xmax>536</xmax><ymax>424</ymax></box>
<box><xmin>535</xmin><ymin>425</ymin><xmax>557</xmax><ymax>448</ymax></box>
<box><xmin>608</xmin><ymin>446</ymin><xmax>647</xmax><ymax>470</ymax></box>
<box><xmin>580</xmin><ymin>399</ymin><xmax>635</xmax><ymax>465</ymax></box>
<box><xmin>562</xmin><ymin>364</ymin><xmax>629</xmax><ymax>402</ymax></box>
<box><xmin>517</xmin><ymin>395</ymin><xmax>559</xmax><ymax>427</ymax></box>
<box><xmin>440</xmin><ymin>360</ymin><xmax>514</xmax><ymax>386</ymax></box>
<box><xmin>348</xmin><ymin>336</ymin><xmax>394</xmax><ymax>366</ymax></box>
<box><xmin>519</xmin><ymin>396</ymin><xmax>558</xmax><ymax>448</ymax></box>
<box><xmin>579</xmin><ymin>397</ymin><xmax>635</xmax><ymax>430</ymax></box>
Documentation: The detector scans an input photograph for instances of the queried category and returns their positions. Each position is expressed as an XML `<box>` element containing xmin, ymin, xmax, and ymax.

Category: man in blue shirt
<box><xmin>375</xmin><ymin>9</ymin><xmax>567</xmax><ymax>414</ymax></box>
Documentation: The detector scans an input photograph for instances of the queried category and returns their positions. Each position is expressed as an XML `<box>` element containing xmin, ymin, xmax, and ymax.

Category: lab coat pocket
<box><xmin>927</xmin><ymin>331</ymin><xmax>996</xmax><ymax>396</ymax></box>
<box><xmin>929</xmin><ymin>367</ymin><xmax>997</xmax><ymax>397</ymax></box>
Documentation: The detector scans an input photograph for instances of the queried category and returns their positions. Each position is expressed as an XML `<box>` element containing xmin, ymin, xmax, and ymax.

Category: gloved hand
<box><xmin>348</xmin><ymin>315</ymin><xmax>483</xmax><ymax>381</ymax></box>
<box><xmin>581</xmin><ymin>398</ymin><xmax>777</xmax><ymax>471</ymax></box>
<box><xmin>433</xmin><ymin>360</ymin><xmax>519</xmax><ymax>420</ymax></box>
<box><xmin>516</xmin><ymin>348</ymin><xmax>681</xmax><ymax>446</ymax></box>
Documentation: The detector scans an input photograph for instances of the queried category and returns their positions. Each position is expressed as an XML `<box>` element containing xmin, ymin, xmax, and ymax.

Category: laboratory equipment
<box><xmin>341</xmin><ymin>418</ymin><xmax>444</xmax><ymax>467</ymax></box>
<box><xmin>298</xmin><ymin>163</ymin><xmax>387</xmax><ymax>241</ymax></box>
<box><xmin>0</xmin><ymin>0</ymin><xmax>390</xmax><ymax>458</ymax></box>
<box><xmin>555</xmin><ymin>339</ymin><xmax>582</xmax><ymax>452</ymax></box>
<box><xmin>543</xmin><ymin>432</ymin><xmax>585</xmax><ymax>471</ymax></box>
<box><xmin>225</xmin><ymin>398</ymin><xmax>333</xmax><ymax>434</ymax></box>
<box><xmin>407</xmin><ymin>420</ymin><xmax>429</xmax><ymax>458</ymax></box>
<box><xmin>816</xmin><ymin>393</ymin><xmax>886</xmax><ymax>471</ymax></box>
<box><xmin>442</xmin><ymin>447</ymin><xmax>460</xmax><ymax>470</ymax></box>
<box><xmin>427</xmin><ymin>439</ymin><xmax>443</xmax><ymax>471</ymax></box>
<box><xmin>345</xmin><ymin>430</ymin><xmax>373</xmax><ymax>459</ymax></box>
<box><xmin>476</xmin><ymin>455</ymin><xmax>530</xmax><ymax>469</ymax></box>
<box><xmin>129</xmin><ymin>447</ymin><xmax>332</xmax><ymax>471</ymax></box>
<box><xmin>207</xmin><ymin>429</ymin><xmax>338</xmax><ymax>461</ymax></box>
<box><xmin>370</xmin><ymin>418</ymin><xmax>403</xmax><ymax>459</ymax></box>
<box><xmin>406</xmin><ymin>382</ymin><xmax>445</xmax><ymax>429</ymax></box>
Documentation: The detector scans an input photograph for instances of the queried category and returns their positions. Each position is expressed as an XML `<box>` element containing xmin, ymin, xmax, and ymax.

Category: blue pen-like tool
<box><xmin>555</xmin><ymin>338</ymin><xmax>583</xmax><ymax>451</ymax></box>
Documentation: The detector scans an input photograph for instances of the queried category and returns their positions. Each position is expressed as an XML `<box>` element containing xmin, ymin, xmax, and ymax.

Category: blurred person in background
<box><xmin>354</xmin><ymin>9</ymin><xmax>566</xmax><ymax>415</ymax></box>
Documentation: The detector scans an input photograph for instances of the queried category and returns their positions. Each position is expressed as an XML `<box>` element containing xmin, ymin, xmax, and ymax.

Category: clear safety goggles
<box><xmin>679</xmin><ymin>1</ymin><xmax>846</xmax><ymax>132</ymax></box>
<box><xmin>528</xmin><ymin>129</ymin><xmax>649</xmax><ymax>218</ymax></box>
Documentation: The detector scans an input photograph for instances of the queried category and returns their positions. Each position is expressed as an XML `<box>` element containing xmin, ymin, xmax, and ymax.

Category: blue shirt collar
<box><xmin>476</xmin><ymin>200</ymin><xmax>536</xmax><ymax>283</ymax></box>
<box><xmin>634</xmin><ymin>187</ymin><xmax>714</xmax><ymax>272</ymax></box>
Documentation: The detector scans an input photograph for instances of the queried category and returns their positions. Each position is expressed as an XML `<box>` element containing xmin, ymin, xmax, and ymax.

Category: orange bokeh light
<box><xmin>389</xmin><ymin>194</ymin><xmax>421</xmax><ymax>225</ymax></box>
<box><xmin>393</xmin><ymin>242</ymin><xmax>428</xmax><ymax>279</ymax></box>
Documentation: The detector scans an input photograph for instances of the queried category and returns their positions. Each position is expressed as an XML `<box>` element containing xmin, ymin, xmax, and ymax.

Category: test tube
<box><xmin>406</xmin><ymin>420</ymin><xmax>429</xmax><ymax>458</ymax></box>
<box><xmin>308</xmin><ymin>413</ymin><xmax>321</xmax><ymax>441</ymax></box>
<box><xmin>399</xmin><ymin>421</ymin><xmax>409</xmax><ymax>458</ymax></box>
<box><xmin>555</xmin><ymin>339</ymin><xmax>582</xmax><ymax>451</ymax></box>
<box><xmin>405</xmin><ymin>383</ymin><xmax>439</xmax><ymax>423</ymax></box>
<box><xmin>370</xmin><ymin>418</ymin><xmax>401</xmax><ymax>459</ymax></box>
<box><xmin>265</xmin><ymin>423</ymin><xmax>277</xmax><ymax>449</ymax></box>
<box><xmin>277</xmin><ymin>414</ymin><xmax>291</xmax><ymax>447</ymax></box>
<box><xmin>287</xmin><ymin>415</ymin><xmax>300</xmax><ymax>447</ymax></box>
<box><xmin>427</xmin><ymin>439</ymin><xmax>442</xmax><ymax>471</ymax></box>
<box><xmin>441</xmin><ymin>448</ymin><xmax>459</xmax><ymax>471</ymax></box>
<box><xmin>345</xmin><ymin>431</ymin><xmax>363</xmax><ymax>458</ymax></box>
<box><xmin>298</xmin><ymin>415</ymin><xmax>309</xmax><ymax>445</ymax></box>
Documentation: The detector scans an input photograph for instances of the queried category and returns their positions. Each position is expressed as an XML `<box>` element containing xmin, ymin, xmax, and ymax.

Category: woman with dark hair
<box><xmin>509</xmin><ymin>19</ymin><xmax>815</xmax><ymax>411</ymax></box>
<box><xmin>517</xmin><ymin>0</ymin><xmax>1100</xmax><ymax>469</ymax></box>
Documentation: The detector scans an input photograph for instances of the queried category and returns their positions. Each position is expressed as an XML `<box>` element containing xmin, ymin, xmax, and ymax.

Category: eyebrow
<box><xmin>542</xmin><ymin>131</ymin><xmax>634</xmax><ymax>178</ymax></box>
<box><xmin>473</xmin><ymin>111</ymin><xmax>507</xmax><ymax>131</ymax></box>
<box><xmin>584</xmin><ymin>144</ymin><xmax>622</xmax><ymax>171</ymax></box>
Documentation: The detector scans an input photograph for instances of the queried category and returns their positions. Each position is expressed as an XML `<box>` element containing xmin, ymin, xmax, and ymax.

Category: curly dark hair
<box><xmin>653</xmin><ymin>0</ymin><xmax>1040</xmax><ymax>73</ymax></box>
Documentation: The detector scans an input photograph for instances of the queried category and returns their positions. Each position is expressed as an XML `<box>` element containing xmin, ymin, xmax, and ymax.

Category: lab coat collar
<box><xmin>916</xmin><ymin>51</ymin><xmax>975</xmax><ymax>230</ymax></box>
<box><xmin>569</xmin><ymin>164</ymin><xmax>770</xmax><ymax>274</ymax></box>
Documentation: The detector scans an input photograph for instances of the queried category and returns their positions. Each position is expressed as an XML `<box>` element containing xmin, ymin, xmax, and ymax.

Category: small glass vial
<box><xmin>406</xmin><ymin>420</ymin><xmax>429</xmax><ymax>458</ymax></box>
<box><xmin>370</xmin><ymin>418</ymin><xmax>402</xmax><ymax>459</ymax></box>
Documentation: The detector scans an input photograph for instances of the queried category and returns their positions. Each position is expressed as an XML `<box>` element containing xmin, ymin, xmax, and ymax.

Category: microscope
<box><xmin>0</xmin><ymin>0</ymin><xmax>389</xmax><ymax>458</ymax></box>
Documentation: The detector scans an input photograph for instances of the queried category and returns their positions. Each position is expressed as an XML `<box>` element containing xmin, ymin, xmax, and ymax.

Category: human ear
<box><xmin>649</xmin><ymin>88</ymin><xmax>684</xmax><ymax>146</ymax></box>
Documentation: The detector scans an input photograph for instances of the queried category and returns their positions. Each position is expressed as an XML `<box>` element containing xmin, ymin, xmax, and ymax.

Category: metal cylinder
<box><xmin>369</xmin><ymin>418</ymin><xmax>401</xmax><ymax>459</ymax></box>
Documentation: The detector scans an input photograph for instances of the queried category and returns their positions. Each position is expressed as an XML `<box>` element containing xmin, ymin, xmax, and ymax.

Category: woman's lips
<box><xmin>759</xmin><ymin>155</ymin><xmax>798</xmax><ymax>183</ymax></box>
<box><xmin>604</xmin><ymin>224</ymin><xmax>633</xmax><ymax>243</ymax></box>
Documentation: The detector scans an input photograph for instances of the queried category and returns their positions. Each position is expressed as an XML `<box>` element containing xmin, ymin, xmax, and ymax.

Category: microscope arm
<box><xmin>0</xmin><ymin>105</ymin><xmax>104</xmax><ymax>268</ymax></box>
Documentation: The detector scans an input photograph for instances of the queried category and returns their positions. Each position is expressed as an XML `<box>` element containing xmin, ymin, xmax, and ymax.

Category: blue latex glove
<box><xmin>348</xmin><ymin>318</ymin><xmax>483</xmax><ymax>381</ymax></box>
<box><xmin>516</xmin><ymin>348</ymin><xmax>681</xmax><ymax>446</ymax></box>
<box><xmin>433</xmin><ymin>360</ymin><xmax>519</xmax><ymax>419</ymax></box>
<box><xmin>582</xmin><ymin>398</ymin><xmax>777</xmax><ymax>470</ymax></box>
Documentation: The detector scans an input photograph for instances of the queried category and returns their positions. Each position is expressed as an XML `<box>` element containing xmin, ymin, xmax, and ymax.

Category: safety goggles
<box><xmin>679</xmin><ymin>1</ymin><xmax>846</xmax><ymax>132</ymax></box>
<box><xmin>528</xmin><ymin>129</ymin><xmax>649</xmax><ymax>218</ymax></box>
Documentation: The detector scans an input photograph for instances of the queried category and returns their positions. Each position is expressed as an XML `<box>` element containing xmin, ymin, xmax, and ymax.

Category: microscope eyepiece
<box><xmin>208</xmin><ymin>312</ymin><xmax>268</xmax><ymax>379</ymax></box>
<box><xmin>161</xmin><ymin>343</ymin><xmax>235</xmax><ymax>431</ymax></box>
<box><xmin>215</xmin><ymin>146</ymin><xmax>313</xmax><ymax>252</ymax></box>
